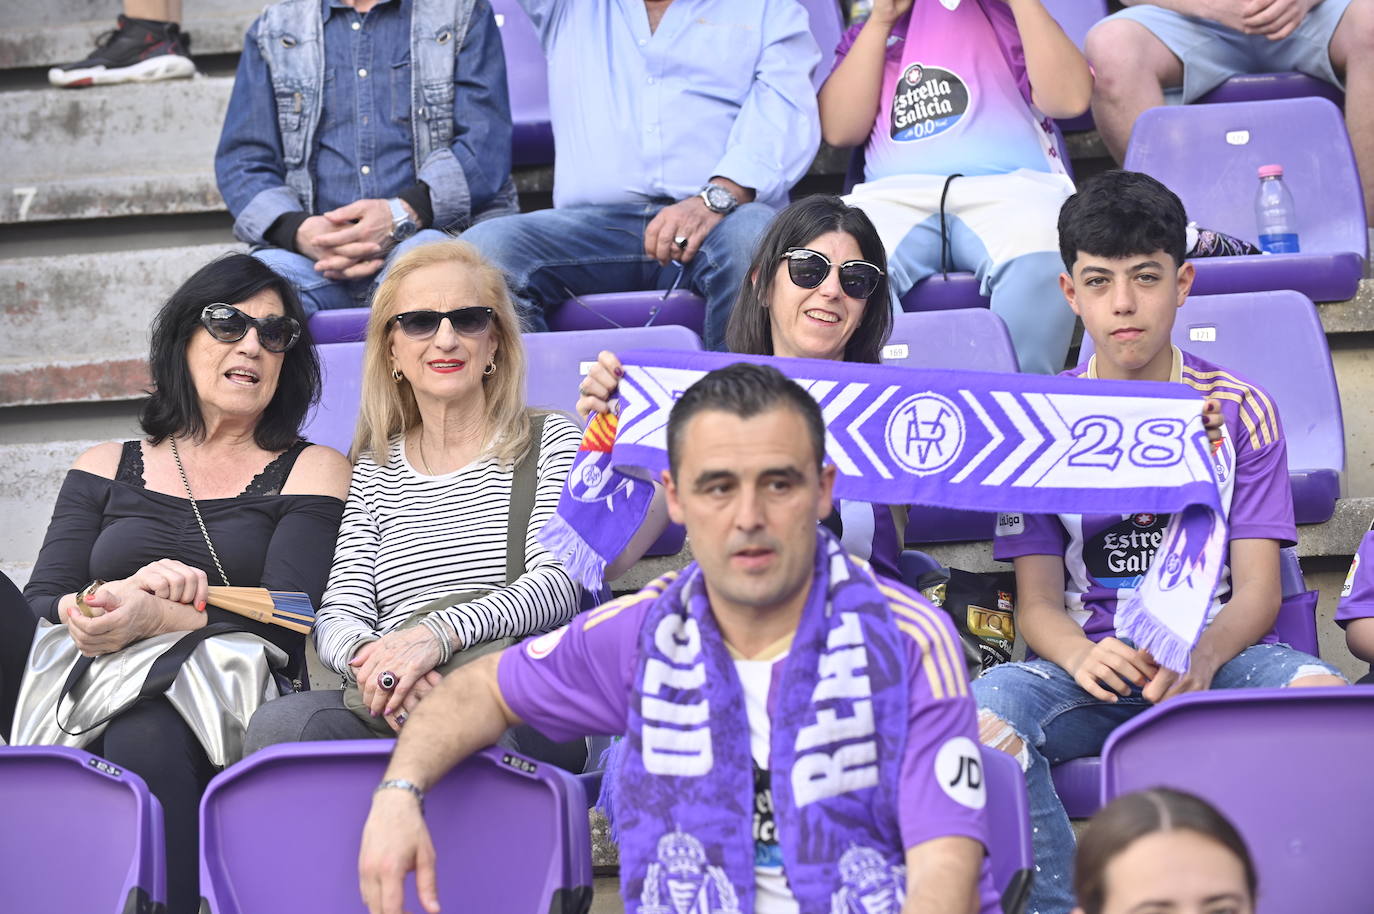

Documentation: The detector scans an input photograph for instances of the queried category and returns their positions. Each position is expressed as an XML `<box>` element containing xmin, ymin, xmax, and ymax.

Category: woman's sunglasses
<box><xmin>779</xmin><ymin>248</ymin><xmax>884</xmax><ymax>301</ymax></box>
<box><xmin>388</xmin><ymin>307</ymin><xmax>495</xmax><ymax>340</ymax></box>
<box><xmin>200</xmin><ymin>304</ymin><xmax>301</xmax><ymax>353</ymax></box>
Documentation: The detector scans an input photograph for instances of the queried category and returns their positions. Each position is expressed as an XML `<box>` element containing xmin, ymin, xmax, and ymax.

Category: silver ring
<box><xmin>674</xmin><ymin>235</ymin><xmax>688</xmax><ymax>248</ymax></box>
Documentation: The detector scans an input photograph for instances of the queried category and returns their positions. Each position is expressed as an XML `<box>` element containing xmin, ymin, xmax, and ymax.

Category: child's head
<box><xmin>1057</xmin><ymin>171</ymin><xmax>1195</xmax><ymax>380</ymax></box>
<box><xmin>1074</xmin><ymin>788</ymin><xmax>1257</xmax><ymax>914</ymax></box>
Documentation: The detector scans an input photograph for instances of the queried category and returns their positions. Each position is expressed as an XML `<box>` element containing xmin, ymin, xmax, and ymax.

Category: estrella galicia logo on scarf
<box><xmin>890</xmin><ymin>63</ymin><xmax>970</xmax><ymax>143</ymax></box>
<box><xmin>641</xmin><ymin>828</ymin><xmax>741</xmax><ymax>914</ymax></box>
<box><xmin>884</xmin><ymin>392</ymin><xmax>965</xmax><ymax>475</ymax></box>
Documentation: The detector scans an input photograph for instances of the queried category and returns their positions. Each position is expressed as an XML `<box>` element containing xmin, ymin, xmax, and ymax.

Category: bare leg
<box><xmin>1085</xmin><ymin>18</ymin><xmax>1186</xmax><ymax>163</ymax></box>
<box><xmin>1329</xmin><ymin>0</ymin><xmax>1374</xmax><ymax>216</ymax></box>
<box><xmin>124</xmin><ymin>0</ymin><xmax>181</xmax><ymax>23</ymax></box>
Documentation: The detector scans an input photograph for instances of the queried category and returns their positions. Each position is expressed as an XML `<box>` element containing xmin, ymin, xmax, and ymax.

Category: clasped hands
<box><xmin>350</xmin><ymin>626</ymin><xmax>447</xmax><ymax>732</ymax></box>
<box><xmin>1068</xmin><ymin>636</ymin><xmax>1217</xmax><ymax>704</ymax></box>
<box><xmin>297</xmin><ymin>198</ymin><xmax>417</xmax><ymax>282</ymax></box>
<box><xmin>64</xmin><ymin>558</ymin><xmax>209</xmax><ymax>657</ymax></box>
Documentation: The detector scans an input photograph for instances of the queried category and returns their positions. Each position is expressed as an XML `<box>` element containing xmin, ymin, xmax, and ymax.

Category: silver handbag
<box><xmin>9</xmin><ymin>619</ymin><xmax>287</xmax><ymax>767</ymax></box>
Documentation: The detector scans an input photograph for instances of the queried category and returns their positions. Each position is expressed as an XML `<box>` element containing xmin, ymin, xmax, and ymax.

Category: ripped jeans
<box><xmin>971</xmin><ymin>643</ymin><xmax>1343</xmax><ymax>914</ymax></box>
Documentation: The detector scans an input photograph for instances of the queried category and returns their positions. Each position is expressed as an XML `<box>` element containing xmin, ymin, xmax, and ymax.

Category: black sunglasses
<box><xmin>200</xmin><ymin>304</ymin><xmax>301</xmax><ymax>353</ymax></box>
<box><xmin>388</xmin><ymin>307</ymin><xmax>495</xmax><ymax>339</ymax></box>
<box><xmin>780</xmin><ymin>248</ymin><xmax>884</xmax><ymax>301</ymax></box>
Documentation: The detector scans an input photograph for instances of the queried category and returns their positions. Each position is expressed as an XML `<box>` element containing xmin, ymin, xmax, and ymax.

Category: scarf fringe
<box><xmin>539</xmin><ymin>513</ymin><xmax>607</xmax><ymax>591</ymax></box>
<box><xmin>1117</xmin><ymin>605</ymin><xmax>1194</xmax><ymax>674</ymax></box>
<box><xmin>594</xmin><ymin>737</ymin><xmax>624</xmax><ymax>841</ymax></box>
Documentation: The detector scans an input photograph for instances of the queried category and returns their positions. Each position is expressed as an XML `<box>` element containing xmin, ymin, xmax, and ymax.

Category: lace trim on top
<box><xmin>115</xmin><ymin>439</ymin><xmax>309</xmax><ymax>497</ymax></box>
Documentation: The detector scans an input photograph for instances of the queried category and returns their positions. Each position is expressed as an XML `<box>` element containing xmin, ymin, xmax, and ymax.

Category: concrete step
<box><xmin>0</xmin><ymin>440</ymin><xmax>104</xmax><ymax>573</ymax></box>
<box><xmin>1</xmin><ymin>77</ymin><xmax>232</xmax><ymax>224</ymax></box>
<box><xmin>0</xmin><ymin>243</ymin><xmax>240</xmax><ymax>407</ymax></box>
<box><xmin>1</xmin><ymin>0</ymin><xmax>259</xmax><ymax>70</ymax></box>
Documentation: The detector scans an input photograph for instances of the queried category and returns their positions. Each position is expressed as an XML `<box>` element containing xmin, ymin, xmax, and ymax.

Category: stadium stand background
<box><xmin>2</xmin><ymin>0</ymin><xmax>1371</xmax><ymax>695</ymax></box>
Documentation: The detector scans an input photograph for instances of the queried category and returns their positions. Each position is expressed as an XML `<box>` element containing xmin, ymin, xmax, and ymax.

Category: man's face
<box><xmin>1060</xmin><ymin>250</ymin><xmax>1194</xmax><ymax>381</ymax></box>
<box><xmin>663</xmin><ymin>406</ymin><xmax>835</xmax><ymax>619</ymax></box>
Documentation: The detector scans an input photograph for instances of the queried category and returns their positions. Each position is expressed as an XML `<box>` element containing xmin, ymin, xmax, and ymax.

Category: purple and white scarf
<box><xmin>541</xmin><ymin>349</ymin><xmax>1226</xmax><ymax>671</ymax></box>
<box><xmin>617</xmin><ymin>529</ymin><xmax>908</xmax><ymax>914</ymax></box>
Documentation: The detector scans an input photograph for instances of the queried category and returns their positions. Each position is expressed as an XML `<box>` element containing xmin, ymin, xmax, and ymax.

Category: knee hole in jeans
<box><xmin>1287</xmin><ymin>667</ymin><xmax>1347</xmax><ymax>688</ymax></box>
<box><xmin>977</xmin><ymin>710</ymin><xmax>1029</xmax><ymax>770</ymax></box>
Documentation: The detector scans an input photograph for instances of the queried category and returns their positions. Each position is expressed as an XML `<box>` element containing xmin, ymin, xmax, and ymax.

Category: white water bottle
<box><xmin>1255</xmin><ymin>164</ymin><xmax>1300</xmax><ymax>254</ymax></box>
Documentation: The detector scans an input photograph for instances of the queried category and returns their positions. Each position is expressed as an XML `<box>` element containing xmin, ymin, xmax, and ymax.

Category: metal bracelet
<box><xmin>375</xmin><ymin>778</ymin><xmax>425</xmax><ymax>811</ymax></box>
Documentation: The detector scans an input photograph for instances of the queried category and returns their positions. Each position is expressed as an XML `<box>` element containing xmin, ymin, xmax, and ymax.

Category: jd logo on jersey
<box><xmin>890</xmin><ymin>63</ymin><xmax>970</xmax><ymax>143</ymax></box>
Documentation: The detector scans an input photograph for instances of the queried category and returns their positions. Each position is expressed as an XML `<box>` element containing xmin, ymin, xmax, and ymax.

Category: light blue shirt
<box><xmin>518</xmin><ymin>0</ymin><xmax>821</xmax><ymax>209</ymax></box>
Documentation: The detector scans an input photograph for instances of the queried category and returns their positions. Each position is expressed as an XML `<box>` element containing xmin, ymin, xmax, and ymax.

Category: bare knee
<box><xmin>1331</xmin><ymin>0</ymin><xmax>1374</xmax><ymax>74</ymax></box>
<box><xmin>1085</xmin><ymin>20</ymin><xmax>1178</xmax><ymax>98</ymax></box>
<box><xmin>1288</xmin><ymin>671</ymin><xmax>1347</xmax><ymax>688</ymax></box>
<box><xmin>978</xmin><ymin>710</ymin><xmax>1027</xmax><ymax>767</ymax></box>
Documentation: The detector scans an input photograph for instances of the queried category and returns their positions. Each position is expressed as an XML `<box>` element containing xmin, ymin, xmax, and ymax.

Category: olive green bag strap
<box><xmin>344</xmin><ymin>415</ymin><xmax>546</xmax><ymax>734</ymax></box>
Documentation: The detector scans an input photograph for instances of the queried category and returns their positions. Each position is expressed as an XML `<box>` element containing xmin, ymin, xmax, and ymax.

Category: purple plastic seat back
<box><xmin>981</xmin><ymin>746</ymin><xmax>1034</xmax><ymax>914</ymax></box>
<box><xmin>491</xmin><ymin>0</ymin><xmax>554</xmax><ymax>167</ymax></box>
<box><xmin>309</xmin><ymin>307</ymin><xmax>371</xmax><ymax>345</ymax></box>
<box><xmin>200</xmin><ymin>742</ymin><xmax>592</xmax><ymax>914</ymax></box>
<box><xmin>883</xmin><ymin>310</ymin><xmax>1018</xmax><ymax>543</ymax></box>
<box><xmin>1101</xmin><ymin>687</ymin><xmax>1374</xmax><ymax>914</ymax></box>
<box><xmin>0</xmin><ymin>746</ymin><xmax>165</xmax><ymax>913</ymax></box>
<box><xmin>1080</xmin><ymin>290</ymin><xmax>1345</xmax><ymax>524</ymax></box>
<box><xmin>301</xmin><ymin>341</ymin><xmax>366</xmax><ymax>456</ymax></box>
<box><xmin>1201</xmin><ymin>71</ymin><xmax>1344</xmax><ymax>107</ymax></box>
<box><xmin>1124</xmin><ymin>98</ymin><xmax>1368</xmax><ymax>301</ymax></box>
<box><xmin>546</xmin><ymin>290</ymin><xmax>707</xmax><ymax>335</ymax></box>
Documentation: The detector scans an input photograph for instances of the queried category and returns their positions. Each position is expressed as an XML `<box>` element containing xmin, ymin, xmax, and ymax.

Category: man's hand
<box><xmin>387</xmin><ymin>671</ymin><xmax>444</xmax><ymax>733</ymax></box>
<box><xmin>313</xmin><ymin>198</ymin><xmax>407</xmax><ymax>279</ymax></box>
<box><xmin>1242</xmin><ymin>0</ymin><xmax>1316</xmax><ymax>40</ymax></box>
<box><xmin>296</xmin><ymin>214</ymin><xmax>342</xmax><ymax>263</ymax></box>
<box><xmin>1067</xmin><ymin>637</ymin><xmax>1159</xmax><ymax>702</ymax></box>
<box><xmin>359</xmin><ymin>790</ymin><xmax>440</xmax><ymax>914</ymax></box>
<box><xmin>644</xmin><ymin>196</ymin><xmax>724</xmax><ymax>266</ymax></box>
<box><xmin>1142</xmin><ymin>649</ymin><xmax>1219</xmax><ymax>703</ymax></box>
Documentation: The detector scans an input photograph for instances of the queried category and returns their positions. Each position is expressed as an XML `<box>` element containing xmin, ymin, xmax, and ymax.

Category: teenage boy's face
<box><xmin>1059</xmin><ymin>251</ymin><xmax>1194</xmax><ymax>381</ymax></box>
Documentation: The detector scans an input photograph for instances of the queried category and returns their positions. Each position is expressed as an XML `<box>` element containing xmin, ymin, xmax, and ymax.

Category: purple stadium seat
<box><xmin>1101</xmin><ymin>687</ymin><xmax>1374</xmax><ymax>914</ymax></box>
<box><xmin>1200</xmin><ymin>71</ymin><xmax>1344</xmax><ymax>108</ymax></box>
<box><xmin>1081</xmin><ymin>289</ymin><xmax>1345</xmax><ymax>524</ymax></box>
<box><xmin>546</xmin><ymin>289</ymin><xmax>706</xmax><ymax>335</ymax></box>
<box><xmin>1124</xmin><ymin>98</ymin><xmax>1368</xmax><ymax>302</ymax></box>
<box><xmin>526</xmin><ymin>325</ymin><xmax>703</xmax><ymax>557</ymax></box>
<box><xmin>309</xmin><ymin>307</ymin><xmax>371</xmax><ymax>344</ymax></box>
<box><xmin>302</xmin><ymin>341</ymin><xmax>365</xmax><ymax>456</ymax></box>
<box><xmin>900</xmin><ymin>273</ymin><xmax>990</xmax><ymax>313</ymax></box>
<box><xmin>491</xmin><ymin>0</ymin><xmax>554</xmax><ymax>168</ymax></box>
<box><xmin>1042</xmin><ymin>0</ymin><xmax>1107</xmax><ymax>133</ymax></box>
<box><xmin>0</xmin><ymin>746</ymin><xmax>165</xmax><ymax>913</ymax></box>
<box><xmin>882</xmin><ymin>310</ymin><xmax>1018</xmax><ymax>543</ymax></box>
<box><xmin>981</xmin><ymin>746</ymin><xmax>1034</xmax><ymax>914</ymax></box>
<box><xmin>1052</xmin><ymin>757</ymin><xmax>1103</xmax><ymax>820</ymax></box>
<box><xmin>200</xmin><ymin>742</ymin><xmax>591</xmax><ymax>914</ymax></box>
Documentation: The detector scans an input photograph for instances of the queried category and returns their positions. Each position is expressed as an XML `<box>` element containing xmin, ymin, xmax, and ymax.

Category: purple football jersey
<box><xmin>498</xmin><ymin>573</ymin><xmax>999</xmax><ymax>910</ymax></box>
<box><xmin>1336</xmin><ymin>528</ymin><xmax>1374</xmax><ymax>627</ymax></box>
<box><xmin>994</xmin><ymin>349</ymin><xmax>1295</xmax><ymax>644</ymax></box>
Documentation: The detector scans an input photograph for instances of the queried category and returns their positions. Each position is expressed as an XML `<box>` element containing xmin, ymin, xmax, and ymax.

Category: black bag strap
<box><xmin>56</xmin><ymin>622</ymin><xmax>245</xmax><ymax>738</ymax></box>
<box><xmin>504</xmin><ymin>413</ymin><xmax>546</xmax><ymax>585</ymax></box>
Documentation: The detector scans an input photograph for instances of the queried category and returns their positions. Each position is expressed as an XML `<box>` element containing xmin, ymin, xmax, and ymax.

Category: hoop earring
<box><xmin>483</xmin><ymin>360</ymin><xmax>496</xmax><ymax>376</ymax></box>
<box><xmin>391</xmin><ymin>368</ymin><xmax>403</xmax><ymax>383</ymax></box>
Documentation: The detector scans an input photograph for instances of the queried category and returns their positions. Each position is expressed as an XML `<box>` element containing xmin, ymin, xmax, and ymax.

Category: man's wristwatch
<box><xmin>698</xmin><ymin>182</ymin><xmax>740</xmax><ymax>216</ymax></box>
<box><xmin>388</xmin><ymin>198</ymin><xmax>418</xmax><ymax>243</ymax></box>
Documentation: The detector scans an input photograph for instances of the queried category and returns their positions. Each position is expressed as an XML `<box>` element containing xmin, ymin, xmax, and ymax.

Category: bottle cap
<box><xmin>1257</xmin><ymin>164</ymin><xmax>1284</xmax><ymax>178</ymax></box>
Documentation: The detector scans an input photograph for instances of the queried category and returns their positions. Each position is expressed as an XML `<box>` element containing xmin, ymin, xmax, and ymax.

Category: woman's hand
<box><xmin>65</xmin><ymin>579</ymin><xmax>185</xmax><ymax>656</ymax></box>
<box><xmin>575</xmin><ymin>350</ymin><xmax>624</xmax><ymax>420</ymax></box>
<box><xmin>350</xmin><ymin>626</ymin><xmax>446</xmax><ymax>720</ymax></box>
<box><xmin>1202</xmin><ymin>398</ymin><xmax>1223</xmax><ymax>445</ymax></box>
<box><xmin>127</xmin><ymin>558</ymin><xmax>210</xmax><ymax>611</ymax></box>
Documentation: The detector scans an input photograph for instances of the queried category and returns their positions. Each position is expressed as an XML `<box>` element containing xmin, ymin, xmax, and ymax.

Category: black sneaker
<box><xmin>48</xmin><ymin>15</ymin><xmax>195</xmax><ymax>88</ymax></box>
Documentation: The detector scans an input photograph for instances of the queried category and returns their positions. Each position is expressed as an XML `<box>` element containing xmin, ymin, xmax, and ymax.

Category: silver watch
<box><xmin>698</xmin><ymin>183</ymin><xmax>740</xmax><ymax>215</ymax></box>
<box><xmin>388</xmin><ymin>197</ymin><xmax>418</xmax><ymax>243</ymax></box>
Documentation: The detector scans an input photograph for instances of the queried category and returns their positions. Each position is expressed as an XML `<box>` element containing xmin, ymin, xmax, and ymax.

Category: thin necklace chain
<box><xmin>169</xmin><ymin>436</ymin><xmax>231</xmax><ymax>587</ymax></box>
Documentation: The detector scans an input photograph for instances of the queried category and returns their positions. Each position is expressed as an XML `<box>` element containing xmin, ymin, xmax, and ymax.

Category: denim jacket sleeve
<box><xmin>710</xmin><ymin>0</ymin><xmax>821</xmax><ymax>203</ymax></box>
<box><xmin>215</xmin><ymin>18</ymin><xmax>304</xmax><ymax>246</ymax></box>
<box><xmin>423</xmin><ymin>1</ymin><xmax>514</xmax><ymax>229</ymax></box>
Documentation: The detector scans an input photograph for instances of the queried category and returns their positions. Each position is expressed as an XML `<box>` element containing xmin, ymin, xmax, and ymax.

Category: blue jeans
<box><xmin>458</xmin><ymin>201</ymin><xmax>776</xmax><ymax>351</ymax></box>
<box><xmin>253</xmin><ymin>228</ymin><xmax>451</xmax><ymax>317</ymax></box>
<box><xmin>972</xmin><ymin>644</ymin><xmax>1343</xmax><ymax>914</ymax></box>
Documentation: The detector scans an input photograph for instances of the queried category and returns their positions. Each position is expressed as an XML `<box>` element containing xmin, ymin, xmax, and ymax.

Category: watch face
<box><xmin>393</xmin><ymin>220</ymin><xmax>418</xmax><ymax>242</ymax></box>
<box><xmin>704</xmin><ymin>185</ymin><xmax>735</xmax><ymax>212</ymax></box>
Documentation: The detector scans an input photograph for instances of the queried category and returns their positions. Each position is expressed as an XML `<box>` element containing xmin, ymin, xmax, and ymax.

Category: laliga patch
<box><xmin>890</xmin><ymin>63</ymin><xmax>970</xmax><ymax>143</ymax></box>
<box><xmin>934</xmin><ymin>736</ymin><xmax>986</xmax><ymax>809</ymax></box>
<box><xmin>1343</xmin><ymin>553</ymin><xmax>1360</xmax><ymax>598</ymax></box>
<box><xmin>526</xmin><ymin>624</ymin><xmax>569</xmax><ymax>659</ymax></box>
<box><xmin>996</xmin><ymin>513</ymin><xmax>1024</xmax><ymax>537</ymax></box>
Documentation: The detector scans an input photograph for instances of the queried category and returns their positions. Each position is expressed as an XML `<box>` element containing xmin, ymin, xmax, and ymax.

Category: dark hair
<box><xmin>1057</xmin><ymin>170</ymin><xmax>1188</xmax><ymax>273</ymax></box>
<box><xmin>666</xmin><ymin>362</ymin><xmax>826</xmax><ymax>479</ymax></box>
<box><xmin>140</xmin><ymin>253</ymin><xmax>321</xmax><ymax>451</ymax></box>
<box><xmin>725</xmin><ymin>195</ymin><xmax>892</xmax><ymax>364</ymax></box>
<box><xmin>1075</xmin><ymin>788</ymin><xmax>1257</xmax><ymax>914</ymax></box>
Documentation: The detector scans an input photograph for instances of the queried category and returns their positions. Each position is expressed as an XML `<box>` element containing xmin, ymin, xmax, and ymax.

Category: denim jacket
<box><xmin>216</xmin><ymin>0</ymin><xmax>516</xmax><ymax>244</ymax></box>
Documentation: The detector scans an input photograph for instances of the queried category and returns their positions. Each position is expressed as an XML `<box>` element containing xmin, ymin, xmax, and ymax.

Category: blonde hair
<box><xmin>353</xmin><ymin>240</ymin><xmax>533</xmax><ymax>466</ymax></box>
